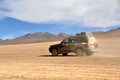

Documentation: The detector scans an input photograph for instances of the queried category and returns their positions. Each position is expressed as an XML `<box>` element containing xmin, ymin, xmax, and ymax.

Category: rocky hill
<box><xmin>93</xmin><ymin>27</ymin><xmax>120</xmax><ymax>37</ymax></box>
<box><xmin>0</xmin><ymin>27</ymin><xmax>119</xmax><ymax>45</ymax></box>
<box><xmin>0</xmin><ymin>32</ymin><xmax>70</xmax><ymax>45</ymax></box>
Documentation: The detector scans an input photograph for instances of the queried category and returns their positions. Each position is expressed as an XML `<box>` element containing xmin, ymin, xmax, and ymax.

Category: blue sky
<box><xmin>0</xmin><ymin>0</ymin><xmax>120</xmax><ymax>39</ymax></box>
<box><xmin>0</xmin><ymin>17</ymin><xmax>118</xmax><ymax>40</ymax></box>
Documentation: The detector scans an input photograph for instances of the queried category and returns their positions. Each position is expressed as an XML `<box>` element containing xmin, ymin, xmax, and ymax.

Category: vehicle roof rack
<box><xmin>76</xmin><ymin>32</ymin><xmax>93</xmax><ymax>37</ymax></box>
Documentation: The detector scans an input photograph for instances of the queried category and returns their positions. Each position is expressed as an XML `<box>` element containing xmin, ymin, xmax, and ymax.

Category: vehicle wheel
<box><xmin>76</xmin><ymin>49</ymin><xmax>85</xmax><ymax>56</ymax></box>
<box><xmin>51</xmin><ymin>49</ymin><xmax>58</xmax><ymax>56</ymax></box>
<box><xmin>62</xmin><ymin>53</ymin><xmax>68</xmax><ymax>56</ymax></box>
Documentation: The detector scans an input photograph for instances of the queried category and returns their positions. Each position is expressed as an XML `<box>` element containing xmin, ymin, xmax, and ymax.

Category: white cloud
<box><xmin>0</xmin><ymin>0</ymin><xmax>120</xmax><ymax>27</ymax></box>
<box><xmin>1</xmin><ymin>35</ymin><xmax>14</xmax><ymax>40</ymax></box>
<box><xmin>21</xmin><ymin>31</ymin><xmax>31</xmax><ymax>35</ymax></box>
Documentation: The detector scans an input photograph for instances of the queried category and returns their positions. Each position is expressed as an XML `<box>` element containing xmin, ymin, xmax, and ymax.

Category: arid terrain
<box><xmin>0</xmin><ymin>37</ymin><xmax>120</xmax><ymax>80</ymax></box>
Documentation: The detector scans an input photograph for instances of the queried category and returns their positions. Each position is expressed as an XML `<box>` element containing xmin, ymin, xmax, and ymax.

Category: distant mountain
<box><xmin>0</xmin><ymin>39</ymin><xmax>3</xmax><ymax>41</ymax></box>
<box><xmin>93</xmin><ymin>27</ymin><xmax>120</xmax><ymax>37</ymax></box>
<box><xmin>0</xmin><ymin>27</ymin><xmax>119</xmax><ymax>45</ymax></box>
<box><xmin>0</xmin><ymin>32</ymin><xmax>70</xmax><ymax>45</ymax></box>
<box><xmin>58</xmin><ymin>32</ymin><xmax>70</xmax><ymax>38</ymax></box>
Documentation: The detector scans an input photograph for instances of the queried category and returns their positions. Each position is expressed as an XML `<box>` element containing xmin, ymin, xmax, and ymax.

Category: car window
<box><xmin>62</xmin><ymin>38</ymin><xmax>69</xmax><ymax>43</ymax></box>
<box><xmin>69</xmin><ymin>39</ymin><xmax>77</xmax><ymax>43</ymax></box>
<box><xmin>78</xmin><ymin>37</ymin><xmax>87</xmax><ymax>43</ymax></box>
<box><xmin>62</xmin><ymin>38</ymin><xmax>77</xmax><ymax>43</ymax></box>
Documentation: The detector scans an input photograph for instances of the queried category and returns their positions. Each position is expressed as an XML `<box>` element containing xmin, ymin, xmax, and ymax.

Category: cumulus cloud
<box><xmin>0</xmin><ymin>0</ymin><xmax>120</xmax><ymax>27</ymax></box>
<box><xmin>1</xmin><ymin>35</ymin><xmax>14</xmax><ymax>40</ymax></box>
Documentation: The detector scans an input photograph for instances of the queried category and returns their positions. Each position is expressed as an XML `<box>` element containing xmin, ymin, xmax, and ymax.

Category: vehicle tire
<box><xmin>62</xmin><ymin>53</ymin><xmax>68</xmax><ymax>56</ymax></box>
<box><xmin>51</xmin><ymin>49</ymin><xmax>58</xmax><ymax>56</ymax></box>
<box><xmin>76</xmin><ymin>49</ymin><xmax>85</xmax><ymax>56</ymax></box>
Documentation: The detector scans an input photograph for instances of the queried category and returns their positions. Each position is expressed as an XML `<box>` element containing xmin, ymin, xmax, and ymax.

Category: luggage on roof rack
<box><xmin>76</xmin><ymin>32</ymin><xmax>93</xmax><ymax>37</ymax></box>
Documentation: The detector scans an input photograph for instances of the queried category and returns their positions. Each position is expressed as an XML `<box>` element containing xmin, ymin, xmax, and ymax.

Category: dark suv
<box><xmin>49</xmin><ymin>32</ymin><xmax>99</xmax><ymax>56</ymax></box>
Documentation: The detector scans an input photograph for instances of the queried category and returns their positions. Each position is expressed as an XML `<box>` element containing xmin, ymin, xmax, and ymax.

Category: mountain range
<box><xmin>93</xmin><ymin>27</ymin><xmax>120</xmax><ymax>37</ymax></box>
<box><xmin>0</xmin><ymin>32</ymin><xmax>70</xmax><ymax>45</ymax></box>
<box><xmin>0</xmin><ymin>27</ymin><xmax>119</xmax><ymax>45</ymax></box>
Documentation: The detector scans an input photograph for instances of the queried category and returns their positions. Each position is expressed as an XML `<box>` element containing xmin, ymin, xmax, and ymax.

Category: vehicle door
<box><xmin>59</xmin><ymin>38</ymin><xmax>70</xmax><ymax>52</ymax></box>
<box><xmin>67</xmin><ymin>38</ymin><xmax>77</xmax><ymax>52</ymax></box>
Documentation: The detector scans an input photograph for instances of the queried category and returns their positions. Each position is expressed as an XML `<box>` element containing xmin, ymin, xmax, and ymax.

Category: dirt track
<box><xmin>0</xmin><ymin>38</ymin><xmax>120</xmax><ymax>80</ymax></box>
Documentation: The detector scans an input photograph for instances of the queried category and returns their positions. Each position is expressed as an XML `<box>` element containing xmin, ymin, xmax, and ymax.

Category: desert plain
<box><xmin>0</xmin><ymin>37</ymin><xmax>120</xmax><ymax>80</ymax></box>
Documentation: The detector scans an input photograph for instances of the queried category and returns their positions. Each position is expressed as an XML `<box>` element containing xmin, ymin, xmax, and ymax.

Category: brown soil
<box><xmin>0</xmin><ymin>37</ymin><xmax>120</xmax><ymax>80</ymax></box>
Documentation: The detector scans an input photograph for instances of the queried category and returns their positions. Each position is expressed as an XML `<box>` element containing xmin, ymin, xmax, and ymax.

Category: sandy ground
<box><xmin>0</xmin><ymin>37</ymin><xmax>120</xmax><ymax>80</ymax></box>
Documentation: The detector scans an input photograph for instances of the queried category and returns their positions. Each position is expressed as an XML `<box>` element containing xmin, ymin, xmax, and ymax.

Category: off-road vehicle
<box><xmin>49</xmin><ymin>32</ymin><xmax>99</xmax><ymax>56</ymax></box>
